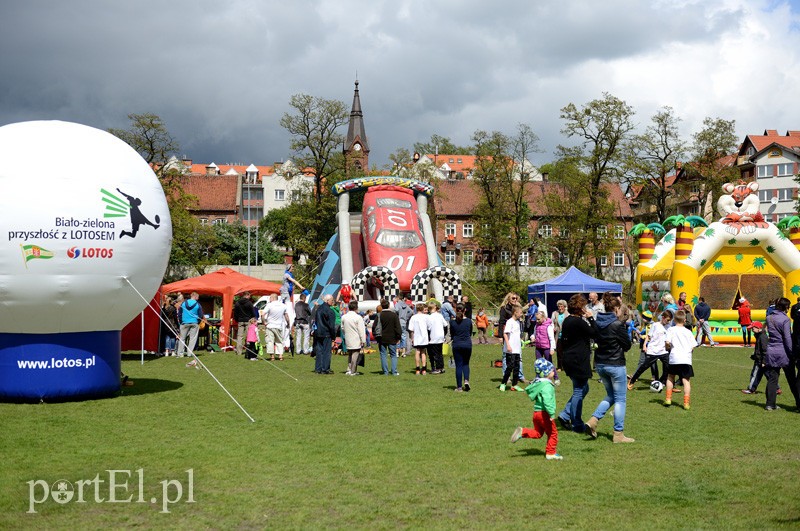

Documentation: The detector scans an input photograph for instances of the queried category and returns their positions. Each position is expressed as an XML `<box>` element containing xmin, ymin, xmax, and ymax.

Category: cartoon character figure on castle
<box><xmin>717</xmin><ymin>181</ymin><xmax>768</xmax><ymax>235</ymax></box>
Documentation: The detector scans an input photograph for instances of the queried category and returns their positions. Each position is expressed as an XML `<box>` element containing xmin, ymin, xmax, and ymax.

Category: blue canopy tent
<box><xmin>527</xmin><ymin>267</ymin><xmax>622</xmax><ymax>315</ymax></box>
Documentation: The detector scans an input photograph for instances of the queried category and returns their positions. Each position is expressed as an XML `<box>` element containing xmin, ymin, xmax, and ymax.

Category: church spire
<box><xmin>344</xmin><ymin>79</ymin><xmax>369</xmax><ymax>173</ymax></box>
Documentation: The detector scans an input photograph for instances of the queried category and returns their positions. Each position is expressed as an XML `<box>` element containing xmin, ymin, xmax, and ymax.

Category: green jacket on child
<box><xmin>524</xmin><ymin>378</ymin><xmax>556</xmax><ymax>417</ymax></box>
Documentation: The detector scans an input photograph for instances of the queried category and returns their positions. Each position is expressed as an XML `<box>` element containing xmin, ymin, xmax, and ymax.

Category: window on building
<box><xmin>463</xmin><ymin>223</ymin><xmax>474</xmax><ymax>238</ymax></box>
<box><xmin>243</xmin><ymin>208</ymin><xmax>263</xmax><ymax>220</ymax></box>
<box><xmin>757</xmin><ymin>165</ymin><xmax>774</xmax><ymax>178</ymax></box>
<box><xmin>291</xmin><ymin>189</ymin><xmax>301</xmax><ymax>201</ymax></box>
<box><xmin>599</xmin><ymin>256</ymin><xmax>608</xmax><ymax>267</ymax></box>
<box><xmin>275</xmin><ymin>189</ymin><xmax>286</xmax><ymax>201</ymax></box>
<box><xmin>690</xmin><ymin>184</ymin><xmax>701</xmax><ymax>195</ymax></box>
<box><xmin>539</xmin><ymin>224</ymin><xmax>552</xmax><ymax>238</ymax></box>
<box><xmin>463</xmin><ymin>250</ymin><xmax>474</xmax><ymax>265</ymax></box>
<box><xmin>614</xmin><ymin>225</ymin><xmax>625</xmax><ymax>239</ymax></box>
<box><xmin>500</xmin><ymin>250</ymin><xmax>511</xmax><ymax>264</ymax></box>
<box><xmin>212</xmin><ymin>218</ymin><xmax>228</xmax><ymax>225</ymax></box>
<box><xmin>778</xmin><ymin>188</ymin><xmax>793</xmax><ymax>202</ymax></box>
<box><xmin>560</xmin><ymin>227</ymin><xmax>569</xmax><ymax>238</ymax></box>
<box><xmin>199</xmin><ymin>218</ymin><xmax>209</xmax><ymax>226</ymax></box>
<box><xmin>758</xmin><ymin>189</ymin><xmax>772</xmax><ymax>203</ymax></box>
<box><xmin>518</xmin><ymin>251</ymin><xmax>529</xmax><ymax>266</ymax></box>
<box><xmin>614</xmin><ymin>252</ymin><xmax>624</xmax><ymax>267</ymax></box>
<box><xmin>598</xmin><ymin>226</ymin><xmax>608</xmax><ymax>237</ymax></box>
<box><xmin>449</xmin><ymin>158</ymin><xmax>454</xmax><ymax>163</ymax></box>
<box><xmin>445</xmin><ymin>223</ymin><xmax>456</xmax><ymax>237</ymax></box>
<box><xmin>243</xmin><ymin>187</ymin><xmax>263</xmax><ymax>201</ymax></box>
<box><xmin>777</xmin><ymin>163</ymin><xmax>794</xmax><ymax>177</ymax></box>
<box><xmin>444</xmin><ymin>250</ymin><xmax>456</xmax><ymax>265</ymax></box>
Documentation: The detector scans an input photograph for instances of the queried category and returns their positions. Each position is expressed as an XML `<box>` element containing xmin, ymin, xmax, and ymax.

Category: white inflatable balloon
<box><xmin>0</xmin><ymin>121</ymin><xmax>172</xmax><ymax>400</ymax></box>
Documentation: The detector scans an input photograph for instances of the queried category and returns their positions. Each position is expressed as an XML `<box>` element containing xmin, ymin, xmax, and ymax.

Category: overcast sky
<box><xmin>2</xmin><ymin>0</ymin><xmax>799</xmax><ymax>170</ymax></box>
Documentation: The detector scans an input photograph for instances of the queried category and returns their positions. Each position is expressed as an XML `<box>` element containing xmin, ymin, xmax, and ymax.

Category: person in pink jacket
<box><xmin>533</xmin><ymin>311</ymin><xmax>559</xmax><ymax>384</ymax></box>
<box><xmin>245</xmin><ymin>317</ymin><xmax>260</xmax><ymax>360</ymax></box>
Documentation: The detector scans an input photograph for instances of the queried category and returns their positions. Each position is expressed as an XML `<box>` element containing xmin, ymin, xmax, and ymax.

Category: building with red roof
<box><xmin>433</xmin><ymin>178</ymin><xmax>633</xmax><ymax>271</ymax></box>
<box><xmin>736</xmin><ymin>129</ymin><xmax>800</xmax><ymax>222</ymax></box>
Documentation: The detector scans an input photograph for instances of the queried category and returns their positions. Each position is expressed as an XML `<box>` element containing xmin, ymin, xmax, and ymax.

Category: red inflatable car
<box><xmin>362</xmin><ymin>185</ymin><xmax>429</xmax><ymax>291</ymax></box>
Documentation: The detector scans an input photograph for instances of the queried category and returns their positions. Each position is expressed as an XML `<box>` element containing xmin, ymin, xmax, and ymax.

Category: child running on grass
<box><xmin>664</xmin><ymin>310</ymin><xmax>695</xmax><ymax>409</ymax></box>
<box><xmin>500</xmin><ymin>304</ymin><xmax>524</xmax><ymax>392</ymax></box>
<box><xmin>628</xmin><ymin>310</ymin><xmax>671</xmax><ymax>390</ymax></box>
<box><xmin>510</xmin><ymin>358</ymin><xmax>562</xmax><ymax>460</ymax></box>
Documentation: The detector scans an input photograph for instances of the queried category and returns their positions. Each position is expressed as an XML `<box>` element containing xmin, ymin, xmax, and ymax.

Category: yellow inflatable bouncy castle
<box><xmin>632</xmin><ymin>181</ymin><xmax>800</xmax><ymax>344</ymax></box>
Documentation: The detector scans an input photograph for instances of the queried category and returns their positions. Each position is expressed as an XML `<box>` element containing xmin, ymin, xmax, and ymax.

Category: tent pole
<box><xmin>141</xmin><ymin>309</ymin><xmax>145</xmax><ymax>365</ymax></box>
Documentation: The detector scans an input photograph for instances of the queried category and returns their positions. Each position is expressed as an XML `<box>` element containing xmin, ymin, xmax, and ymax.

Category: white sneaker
<box><xmin>345</xmin><ymin>370</ymin><xmax>353</xmax><ymax>375</ymax></box>
<box><xmin>545</xmin><ymin>453</ymin><xmax>564</xmax><ymax>460</ymax></box>
<box><xmin>510</xmin><ymin>426</ymin><xmax>523</xmax><ymax>443</ymax></box>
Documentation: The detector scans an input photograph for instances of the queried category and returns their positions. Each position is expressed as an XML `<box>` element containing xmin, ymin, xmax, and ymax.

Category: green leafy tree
<box><xmin>543</xmin><ymin>159</ymin><xmax>618</xmax><ymax>276</ymax></box>
<box><xmin>551</xmin><ymin>93</ymin><xmax>636</xmax><ymax>277</ymax></box>
<box><xmin>280</xmin><ymin>94</ymin><xmax>349</xmax><ymax>205</ymax></box>
<box><xmin>686</xmin><ymin>117</ymin><xmax>739</xmax><ymax>219</ymax></box>
<box><xmin>210</xmin><ymin>222</ymin><xmax>283</xmax><ymax>265</ymax></box>
<box><xmin>624</xmin><ymin>106</ymin><xmax>687</xmax><ymax>223</ymax></box>
<box><xmin>260</xmin><ymin>195</ymin><xmax>339</xmax><ymax>283</ymax></box>
<box><xmin>413</xmin><ymin>134</ymin><xmax>472</xmax><ymax>156</ymax></box>
<box><xmin>471</xmin><ymin>125</ymin><xmax>540</xmax><ymax>281</ymax></box>
<box><xmin>387</xmin><ymin>148</ymin><xmax>412</xmax><ymax>174</ymax></box>
<box><xmin>168</xmin><ymin>210</ymin><xmax>217</xmax><ymax>277</ymax></box>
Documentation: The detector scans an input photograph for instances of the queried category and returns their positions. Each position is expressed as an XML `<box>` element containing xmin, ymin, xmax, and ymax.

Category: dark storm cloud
<box><xmin>1</xmin><ymin>0</ymin><xmax>798</xmax><ymax>168</ymax></box>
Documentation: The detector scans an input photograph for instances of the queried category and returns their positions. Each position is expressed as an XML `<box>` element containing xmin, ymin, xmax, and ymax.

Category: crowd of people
<box><xmin>158</xmin><ymin>275</ymin><xmax>800</xmax><ymax>460</ymax></box>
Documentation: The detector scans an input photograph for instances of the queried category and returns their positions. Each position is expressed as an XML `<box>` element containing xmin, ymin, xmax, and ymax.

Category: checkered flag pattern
<box><xmin>350</xmin><ymin>266</ymin><xmax>400</xmax><ymax>301</ymax></box>
<box><xmin>409</xmin><ymin>266</ymin><xmax>462</xmax><ymax>303</ymax></box>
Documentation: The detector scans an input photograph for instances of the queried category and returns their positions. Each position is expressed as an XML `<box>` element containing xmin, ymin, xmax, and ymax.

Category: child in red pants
<box><xmin>510</xmin><ymin>358</ymin><xmax>562</xmax><ymax>460</ymax></box>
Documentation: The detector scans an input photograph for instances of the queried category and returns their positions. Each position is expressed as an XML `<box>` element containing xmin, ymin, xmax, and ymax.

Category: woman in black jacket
<box><xmin>585</xmin><ymin>292</ymin><xmax>635</xmax><ymax>443</ymax></box>
<box><xmin>557</xmin><ymin>294</ymin><xmax>598</xmax><ymax>433</ymax></box>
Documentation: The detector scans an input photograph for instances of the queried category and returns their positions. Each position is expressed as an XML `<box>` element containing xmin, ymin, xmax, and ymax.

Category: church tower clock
<box><xmin>344</xmin><ymin>79</ymin><xmax>369</xmax><ymax>174</ymax></box>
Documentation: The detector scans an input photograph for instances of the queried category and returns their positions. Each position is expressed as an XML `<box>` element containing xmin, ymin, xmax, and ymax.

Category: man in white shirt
<box><xmin>262</xmin><ymin>294</ymin><xmax>290</xmax><ymax>361</ymax></box>
<box><xmin>587</xmin><ymin>292</ymin><xmax>605</xmax><ymax>317</ymax></box>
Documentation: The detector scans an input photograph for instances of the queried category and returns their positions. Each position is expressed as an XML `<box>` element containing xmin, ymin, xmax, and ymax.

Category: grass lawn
<box><xmin>1</xmin><ymin>343</ymin><xmax>799</xmax><ymax>529</ymax></box>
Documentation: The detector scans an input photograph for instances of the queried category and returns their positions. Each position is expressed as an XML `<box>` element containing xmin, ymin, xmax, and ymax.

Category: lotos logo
<box><xmin>66</xmin><ymin>247</ymin><xmax>114</xmax><ymax>259</ymax></box>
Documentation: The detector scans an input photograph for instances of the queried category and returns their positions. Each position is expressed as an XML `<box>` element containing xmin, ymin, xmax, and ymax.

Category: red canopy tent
<box><xmin>161</xmin><ymin>267</ymin><xmax>281</xmax><ymax>347</ymax></box>
<box><xmin>121</xmin><ymin>289</ymin><xmax>163</xmax><ymax>353</ymax></box>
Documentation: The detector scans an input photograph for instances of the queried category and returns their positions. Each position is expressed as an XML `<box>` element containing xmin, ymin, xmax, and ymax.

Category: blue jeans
<box><xmin>380</xmin><ymin>343</ymin><xmax>398</xmax><ymax>374</ymax></box>
<box><xmin>399</xmin><ymin>326</ymin><xmax>409</xmax><ymax>350</ymax></box>
<box><xmin>591</xmin><ymin>364</ymin><xmax>628</xmax><ymax>432</ymax></box>
<box><xmin>559</xmin><ymin>376</ymin><xmax>589</xmax><ymax>432</ymax></box>
<box><xmin>165</xmin><ymin>334</ymin><xmax>176</xmax><ymax>352</ymax></box>
<box><xmin>453</xmin><ymin>346</ymin><xmax>472</xmax><ymax>388</ymax></box>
